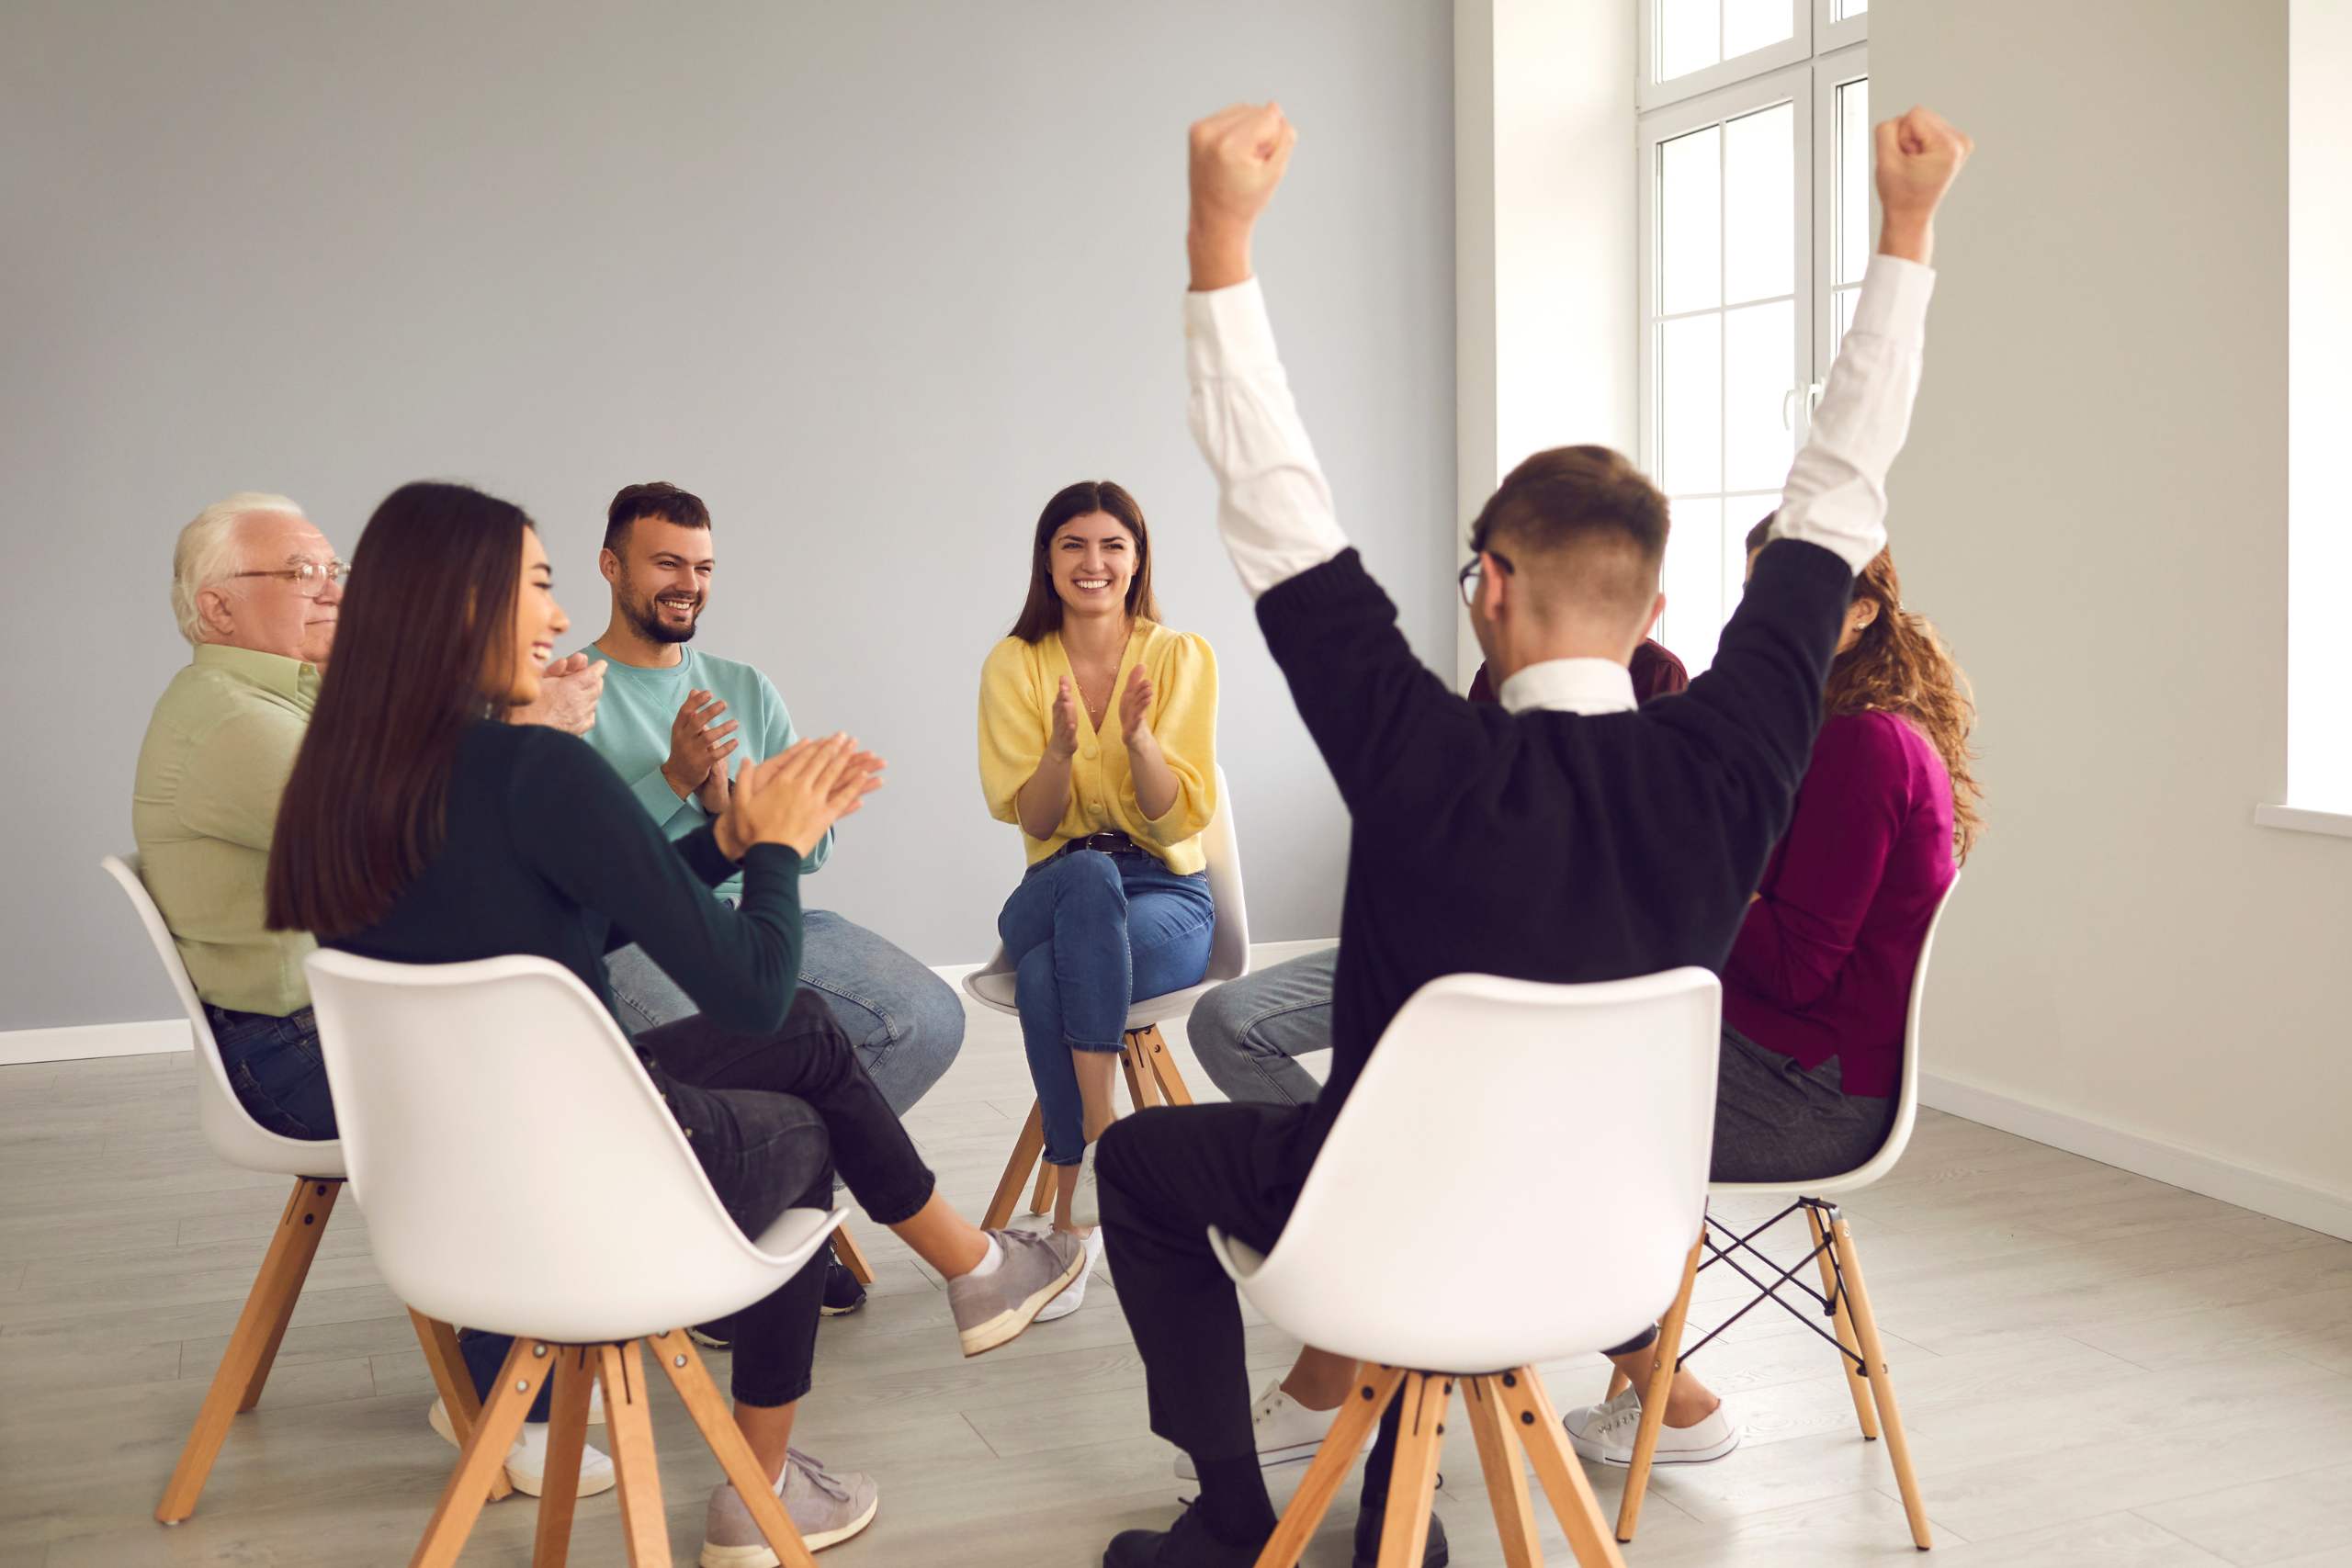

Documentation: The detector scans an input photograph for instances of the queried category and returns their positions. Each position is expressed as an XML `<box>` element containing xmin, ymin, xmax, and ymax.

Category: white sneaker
<box><xmin>1034</xmin><ymin>1229</ymin><xmax>1105</xmax><ymax>1323</ymax></box>
<box><xmin>428</xmin><ymin>1396</ymin><xmax>617</xmax><ymax>1497</ymax></box>
<box><xmin>1069</xmin><ymin>1140</ymin><xmax>1102</xmax><ymax>1229</ymax></box>
<box><xmin>1173</xmin><ymin>1379</ymin><xmax>1369</xmax><ymax>1479</ymax></box>
<box><xmin>1562</xmin><ymin>1387</ymin><xmax>1741</xmax><ymax>1466</ymax></box>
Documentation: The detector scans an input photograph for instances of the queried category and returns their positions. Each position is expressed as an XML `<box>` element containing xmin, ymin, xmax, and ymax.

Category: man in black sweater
<box><xmin>1096</xmin><ymin>102</ymin><xmax>1971</xmax><ymax>1568</ymax></box>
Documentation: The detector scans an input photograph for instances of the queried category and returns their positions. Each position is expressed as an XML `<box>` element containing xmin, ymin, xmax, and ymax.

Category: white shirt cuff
<box><xmin>1184</xmin><ymin>277</ymin><xmax>1281</xmax><ymax>381</ymax></box>
<box><xmin>1849</xmin><ymin>254</ymin><xmax>1937</xmax><ymax>344</ymax></box>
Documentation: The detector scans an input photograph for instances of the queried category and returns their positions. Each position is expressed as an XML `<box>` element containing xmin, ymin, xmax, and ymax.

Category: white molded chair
<box><xmin>98</xmin><ymin>854</ymin><xmax>501</xmax><ymax>1524</ymax></box>
<box><xmin>1213</xmin><ymin>969</ymin><xmax>1724</xmax><ymax>1568</ymax></box>
<box><xmin>306</xmin><ymin>949</ymin><xmax>846</xmax><ymax>1568</ymax></box>
<box><xmin>1611</xmin><ymin>874</ymin><xmax>1962</xmax><ymax>1551</ymax></box>
<box><xmin>963</xmin><ymin>764</ymin><xmax>1250</xmax><ymax>1228</ymax></box>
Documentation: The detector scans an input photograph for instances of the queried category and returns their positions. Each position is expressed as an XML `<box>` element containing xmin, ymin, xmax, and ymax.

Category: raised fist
<box><xmin>1873</xmin><ymin>107</ymin><xmax>1973</xmax><ymax>226</ymax></box>
<box><xmin>1188</xmin><ymin>102</ymin><xmax>1297</xmax><ymax>239</ymax></box>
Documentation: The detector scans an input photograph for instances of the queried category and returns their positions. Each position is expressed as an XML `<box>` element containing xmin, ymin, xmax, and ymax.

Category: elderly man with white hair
<box><xmin>130</xmin><ymin>491</ymin><xmax>608</xmax><ymax>1495</ymax></box>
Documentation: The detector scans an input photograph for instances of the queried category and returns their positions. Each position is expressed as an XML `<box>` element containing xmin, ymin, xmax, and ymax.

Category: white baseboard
<box><xmin>0</xmin><ymin>939</ymin><xmax>1345</xmax><ymax>1069</ymax></box>
<box><xmin>0</xmin><ymin>1018</ymin><xmax>191</xmax><ymax>1067</ymax></box>
<box><xmin>1921</xmin><ymin>1070</ymin><xmax>2352</xmax><ymax>1244</ymax></box>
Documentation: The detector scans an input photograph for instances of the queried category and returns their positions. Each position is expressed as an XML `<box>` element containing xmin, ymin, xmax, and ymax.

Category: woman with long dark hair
<box><xmin>1565</xmin><ymin>520</ymin><xmax>1981</xmax><ymax>1470</ymax></box>
<box><xmin>267</xmin><ymin>481</ymin><xmax>1083</xmax><ymax>1558</ymax></box>
<box><xmin>976</xmin><ymin>479</ymin><xmax>1218</xmax><ymax>1319</ymax></box>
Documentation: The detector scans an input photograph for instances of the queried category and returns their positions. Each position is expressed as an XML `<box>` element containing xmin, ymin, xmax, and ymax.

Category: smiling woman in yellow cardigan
<box><xmin>978</xmin><ymin>479</ymin><xmax>1217</xmax><ymax>1315</ymax></box>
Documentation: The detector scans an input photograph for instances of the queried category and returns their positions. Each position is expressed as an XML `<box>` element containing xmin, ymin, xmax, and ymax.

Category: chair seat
<box><xmin>960</xmin><ymin>968</ymin><xmax>1218</xmax><ymax>1031</ymax></box>
<box><xmin>207</xmin><ymin>1120</ymin><xmax>350</xmax><ymax>1182</ymax></box>
<box><xmin>393</xmin><ymin>1205</ymin><xmax>848</xmax><ymax>1347</ymax></box>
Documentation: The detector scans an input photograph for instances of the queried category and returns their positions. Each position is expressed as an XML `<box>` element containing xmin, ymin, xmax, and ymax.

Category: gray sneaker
<box><xmin>949</xmin><ymin>1228</ymin><xmax>1088</xmax><ymax>1357</ymax></box>
<box><xmin>699</xmin><ymin>1449</ymin><xmax>878</xmax><ymax>1563</ymax></box>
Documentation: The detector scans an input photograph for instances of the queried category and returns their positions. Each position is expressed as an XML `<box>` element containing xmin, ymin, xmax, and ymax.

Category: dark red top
<box><xmin>1466</xmin><ymin>639</ymin><xmax>1690</xmax><ymax>706</ymax></box>
<box><xmin>1723</xmin><ymin>710</ymin><xmax>1956</xmax><ymax>1098</ymax></box>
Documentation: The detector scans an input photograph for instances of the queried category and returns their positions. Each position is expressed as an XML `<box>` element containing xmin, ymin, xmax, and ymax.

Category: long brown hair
<box><xmin>1009</xmin><ymin>479</ymin><xmax>1161</xmax><ymax>643</ymax></box>
<box><xmin>1749</xmin><ymin>517</ymin><xmax>1984</xmax><ymax>862</ymax></box>
<box><xmin>266</xmin><ymin>481</ymin><xmax>533</xmax><ymax>938</ymax></box>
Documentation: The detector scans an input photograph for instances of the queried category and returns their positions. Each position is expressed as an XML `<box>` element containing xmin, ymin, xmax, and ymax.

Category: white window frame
<box><xmin>1637</xmin><ymin>1</ymin><xmax>1865</xmax><ymax>668</ymax></box>
<box><xmin>1639</xmin><ymin>0</ymin><xmax>1810</xmax><ymax>112</ymax></box>
<box><xmin>1638</xmin><ymin>66</ymin><xmax>1815</xmax><ymax>662</ymax></box>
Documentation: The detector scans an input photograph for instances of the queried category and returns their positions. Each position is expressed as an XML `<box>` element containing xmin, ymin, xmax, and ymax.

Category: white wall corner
<box><xmin>1453</xmin><ymin>0</ymin><xmax>1640</xmax><ymax>687</ymax></box>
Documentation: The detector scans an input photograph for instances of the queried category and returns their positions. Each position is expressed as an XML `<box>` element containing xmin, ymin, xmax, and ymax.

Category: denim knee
<box><xmin>1054</xmin><ymin>849</ymin><xmax>1126</xmax><ymax>909</ymax></box>
<box><xmin>1184</xmin><ymin>981</ymin><xmax>1250</xmax><ymax>1060</ymax></box>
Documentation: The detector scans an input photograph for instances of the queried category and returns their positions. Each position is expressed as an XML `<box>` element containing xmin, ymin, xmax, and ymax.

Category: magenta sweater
<box><xmin>1723</xmin><ymin>710</ymin><xmax>1956</xmax><ymax>1098</ymax></box>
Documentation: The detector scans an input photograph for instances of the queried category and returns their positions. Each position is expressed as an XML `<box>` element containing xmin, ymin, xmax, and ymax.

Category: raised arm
<box><xmin>1766</xmin><ymin>107</ymin><xmax>1972</xmax><ymax>570</ymax></box>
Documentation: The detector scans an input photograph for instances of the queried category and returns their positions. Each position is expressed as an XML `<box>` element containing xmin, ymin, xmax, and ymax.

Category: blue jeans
<box><xmin>207</xmin><ymin>1004</ymin><xmax>337</xmax><ymax>1141</ymax></box>
<box><xmin>998</xmin><ymin>849</ymin><xmax>1215</xmax><ymax>1167</ymax></box>
<box><xmin>605</xmin><ymin>908</ymin><xmax>964</xmax><ymax>1121</ymax></box>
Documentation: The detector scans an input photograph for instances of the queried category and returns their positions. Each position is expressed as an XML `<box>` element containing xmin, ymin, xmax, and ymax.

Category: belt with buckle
<box><xmin>1057</xmin><ymin>829</ymin><xmax>1140</xmax><ymax>859</ymax></box>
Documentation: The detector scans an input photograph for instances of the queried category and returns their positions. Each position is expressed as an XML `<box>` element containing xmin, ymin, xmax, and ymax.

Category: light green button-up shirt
<box><xmin>130</xmin><ymin>644</ymin><xmax>321</xmax><ymax>1016</ymax></box>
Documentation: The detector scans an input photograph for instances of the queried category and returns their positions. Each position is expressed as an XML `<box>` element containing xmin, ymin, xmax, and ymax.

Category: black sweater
<box><xmin>327</xmin><ymin>722</ymin><xmax>806</xmax><ymax>1040</ymax></box>
<box><xmin>1258</xmin><ymin>540</ymin><xmax>1852</xmax><ymax>1151</ymax></box>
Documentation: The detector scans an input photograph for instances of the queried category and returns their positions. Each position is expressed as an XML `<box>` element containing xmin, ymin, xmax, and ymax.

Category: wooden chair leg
<box><xmin>1253</xmin><ymin>1365</ymin><xmax>1408</xmax><ymax>1568</ymax></box>
<box><xmin>1461</xmin><ymin>1376</ymin><xmax>1542</xmax><ymax>1568</ymax></box>
<box><xmin>831</xmin><ymin>1224</ymin><xmax>876</xmax><ymax>1287</ymax></box>
<box><xmin>1614</xmin><ymin>1232</ymin><xmax>1702</xmax><ymax>1543</ymax></box>
<box><xmin>650</xmin><ymin>1329</ymin><xmax>820</xmax><ymax>1568</ymax></box>
<box><xmin>1828</xmin><ymin>1212</ymin><xmax>1932</xmax><ymax>1551</ymax></box>
<box><xmin>1493</xmin><ymin>1369</ymin><xmax>1628</xmax><ymax>1568</ymax></box>
<box><xmin>532</xmin><ymin>1346</ymin><xmax>596</xmax><ymax>1567</ymax></box>
<box><xmin>409</xmin><ymin>1337</ymin><xmax>553</xmax><ymax>1568</ymax></box>
<box><xmin>984</xmin><ymin>1100</ymin><xmax>1047</xmax><ymax>1230</ymax></box>
<box><xmin>410</xmin><ymin>1310</ymin><xmax>514</xmax><ymax>1503</ymax></box>
<box><xmin>1138</xmin><ymin>1024</ymin><xmax>1195</xmax><ymax>1106</ymax></box>
<box><xmin>1030</xmin><ymin>1156</ymin><xmax>1058</xmax><ymax>1216</ymax></box>
<box><xmin>1808</xmin><ymin>1204</ymin><xmax>1880</xmax><ymax>1442</ymax></box>
<box><xmin>154</xmin><ymin>1176</ymin><xmax>338</xmax><ymax>1524</ymax></box>
<box><xmin>1119</xmin><ymin>1031</ymin><xmax>1160</xmax><ymax>1110</ymax></box>
<box><xmin>598</xmin><ymin>1340</ymin><xmax>673</xmax><ymax>1567</ymax></box>
<box><xmin>238</xmin><ymin>1178</ymin><xmax>340</xmax><ymax>1411</ymax></box>
<box><xmin>1377</xmin><ymin>1373</ymin><xmax>1451</xmax><ymax>1568</ymax></box>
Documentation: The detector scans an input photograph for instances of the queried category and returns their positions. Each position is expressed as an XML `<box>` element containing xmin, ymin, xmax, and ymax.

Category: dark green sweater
<box><xmin>327</xmin><ymin>721</ymin><xmax>805</xmax><ymax>1040</ymax></box>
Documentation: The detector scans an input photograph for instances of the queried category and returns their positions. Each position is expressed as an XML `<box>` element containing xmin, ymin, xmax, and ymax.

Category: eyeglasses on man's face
<box><xmin>228</xmin><ymin>559</ymin><xmax>350</xmax><ymax>597</ymax></box>
<box><xmin>1457</xmin><ymin>548</ymin><xmax>1515</xmax><ymax>610</ymax></box>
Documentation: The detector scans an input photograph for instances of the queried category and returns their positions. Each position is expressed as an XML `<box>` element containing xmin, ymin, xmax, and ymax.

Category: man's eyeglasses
<box><xmin>1457</xmin><ymin>548</ymin><xmax>1514</xmax><ymax>609</ymax></box>
<box><xmin>228</xmin><ymin>560</ymin><xmax>350</xmax><ymax>597</ymax></box>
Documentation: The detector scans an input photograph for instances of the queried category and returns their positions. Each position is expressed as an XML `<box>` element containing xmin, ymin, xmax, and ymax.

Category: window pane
<box><xmin>1659</xmin><ymin>0</ymin><xmax>1720</xmax><ymax>82</ymax></box>
<box><xmin>1723</xmin><ymin>0</ymin><xmax>1793</xmax><ymax>60</ymax></box>
<box><xmin>1660</xmin><ymin>314</ymin><xmax>1722</xmax><ymax>496</ymax></box>
<box><xmin>1837</xmin><ymin>76</ymin><xmax>1871</xmax><ymax>286</ymax></box>
<box><xmin>1723</xmin><ymin>102</ymin><xmax>1794</xmax><ymax>304</ymax></box>
<box><xmin>1659</xmin><ymin>127</ymin><xmax>1721</xmax><ymax>315</ymax></box>
<box><xmin>1662</xmin><ymin>497</ymin><xmax>1725</xmax><ymax>673</ymax></box>
<box><xmin>1837</xmin><ymin>0</ymin><xmax>1869</xmax><ymax>18</ymax></box>
<box><xmin>1722</xmin><ymin>499</ymin><xmax>1768</xmax><ymax>624</ymax></box>
<box><xmin>1724</xmin><ymin>300</ymin><xmax>1794</xmax><ymax>492</ymax></box>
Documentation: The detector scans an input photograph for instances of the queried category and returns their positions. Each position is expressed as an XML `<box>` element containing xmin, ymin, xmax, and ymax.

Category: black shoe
<box><xmin>1104</xmin><ymin>1500</ymin><xmax>1263</xmax><ymax>1566</ymax></box>
<box><xmin>686</xmin><ymin>1317</ymin><xmax>731</xmax><ymax>1351</ymax></box>
<box><xmin>1351</xmin><ymin>1502</ymin><xmax>1449</xmax><ymax>1568</ymax></box>
<box><xmin>820</xmin><ymin>1245</ymin><xmax>868</xmax><ymax>1317</ymax></box>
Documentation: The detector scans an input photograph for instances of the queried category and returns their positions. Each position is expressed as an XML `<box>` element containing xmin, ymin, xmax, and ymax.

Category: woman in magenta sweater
<box><xmin>1567</xmin><ymin>521</ymin><xmax>1984</xmax><ymax>1468</ymax></box>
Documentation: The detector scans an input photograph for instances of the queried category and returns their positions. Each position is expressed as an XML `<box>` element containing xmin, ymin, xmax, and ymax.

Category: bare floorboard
<box><xmin>4</xmin><ymin>981</ymin><xmax>2348</xmax><ymax>1566</ymax></box>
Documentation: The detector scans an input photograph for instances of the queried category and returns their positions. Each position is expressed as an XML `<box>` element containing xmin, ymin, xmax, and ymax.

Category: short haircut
<box><xmin>604</xmin><ymin>481</ymin><xmax>712</xmax><ymax>554</ymax></box>
<box><xmin>172</xmin><ymin>491</ymin><xmax>306</xmax><ymax>645</ymax></box>
<box><xmin>1467</xmin><ymin>446</ymin><xmax>1668</xmax><ymax>617</ymax></box>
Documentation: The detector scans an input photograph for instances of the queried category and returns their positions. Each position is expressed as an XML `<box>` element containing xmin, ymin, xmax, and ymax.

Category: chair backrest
<box><xmin>303</xmin><ymin>949</ymin><xmax>817</xmax><ymax>1341</ymax></box>
<box><xmin>1226</xmin><ymin>969</ymin><xmax>1721</xmax><ymax>1371</ymax></box>
<box><xmin>1821</xmin><ymin>870</ymin><xmax>1962</xmax><ymax>1191</ymax></box>
<box><xmin>99</xmin><ymin>853</ymin><xmax>344</xmax><ymax>1179</ymax></box>
<box><xmin>971</xmin><ymin>762</ymin><xmax>1250</xmax><ymax>988</ymax></box>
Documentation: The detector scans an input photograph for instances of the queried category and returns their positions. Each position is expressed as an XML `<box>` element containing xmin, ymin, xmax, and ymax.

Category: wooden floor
<box><xmin>5</xmin><ymin>982</ymin><xmax>2351</xmax><ymax>1567</ymax></box>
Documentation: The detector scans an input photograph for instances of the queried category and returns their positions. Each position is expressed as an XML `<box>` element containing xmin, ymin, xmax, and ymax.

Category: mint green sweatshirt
<box><xmin>575</xmin><ymin>644</ymin><xmax>832</xmax><ymax>899</ymax></box>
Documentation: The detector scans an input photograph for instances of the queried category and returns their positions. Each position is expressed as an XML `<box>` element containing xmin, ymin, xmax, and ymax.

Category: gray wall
<box><xmin>0</xmin><ymin>1</ymin><xmax>1455</xmax><ymax>1031</ymax></box>
<box><xmin>1877</xmin><ymin>0</ymin><xmax>2352</xmax><ymax>1205</ymax></box>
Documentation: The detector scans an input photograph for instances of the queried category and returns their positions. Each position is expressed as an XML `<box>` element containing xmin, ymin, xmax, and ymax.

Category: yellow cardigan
<box><xmin>978</xmin><ymin>620</ymin><xmax>1219</xmax><ymax>873</ymax></box>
